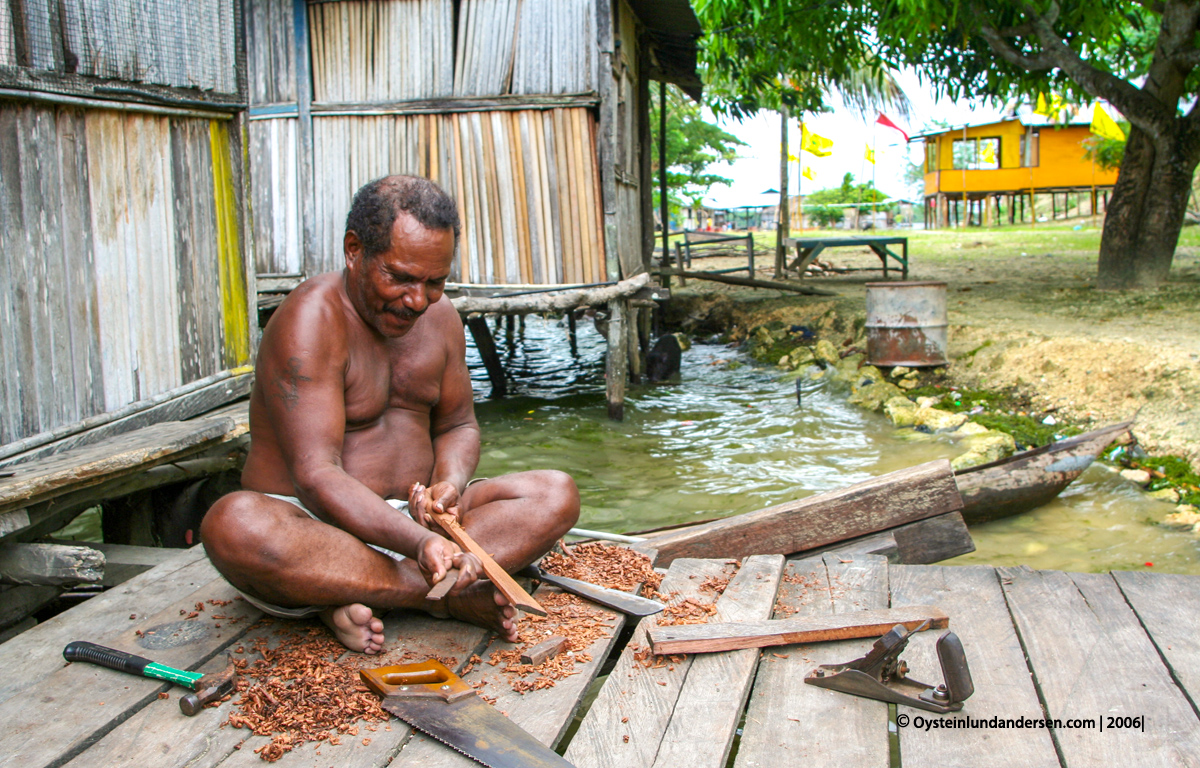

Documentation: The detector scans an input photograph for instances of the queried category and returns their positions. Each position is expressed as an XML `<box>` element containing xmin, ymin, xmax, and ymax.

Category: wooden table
<box><xmin>3</xmin><ymin>548</ymin><xmax>1197</xmax><ymax>767</ymax></box>
<box><xmin>784</xmin><ymin>236</ymin><xmax>909</xmax><ymax>280</ymax></box>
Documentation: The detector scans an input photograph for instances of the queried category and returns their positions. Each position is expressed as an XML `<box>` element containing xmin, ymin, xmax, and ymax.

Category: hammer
<box><xmin>63</xmin><ymin>640</ymin><xmax>237</xmax><ymax>715</ymax></box>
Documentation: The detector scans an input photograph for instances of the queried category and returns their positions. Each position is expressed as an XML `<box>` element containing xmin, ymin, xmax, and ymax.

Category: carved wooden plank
<box><xmin>638</xmin><ymin>460</ymin><xmax>961</xmax><ymax>566</ymax></box>
<box><xmin>430</xmin><ymin>510</ymin><xmax>545</xmax><ymax>615</ymax></box>
<box><xmin>1113</xmin><ymin>570</ymin><xmax>1200</xmax><ymax>714</ymax></box>
<box><xmin>564</xmin><ymin>558</ymin><xmax>736</xmax><ymax>768</ymax></box>
<box><xmin>0</xmin><ymin>546</ymin><xmax>209</xmax><ymax>705</ymax></box>
<box><xmin>891</xmin><ymin>565</ymin><xmax>1058</xmax><ymax>767</ymax></box>
<box><xmin>1000</xmin><ymin>568</ymin><xmax>1200</xmax><ymax>766</ymax></box>
<box><xmin>650</xmin><ymin>555</ymin><xmax>785</xmax><ymax>768</ymax></box>
<box><xmin>735</xmin><ymin>554</ymin><xmax>891</xmax><ymax>768</ymax></box>
<box><xmin>425</xmin><ymin>567</ymin><xmax>460</xmax><ymax>601</ymax></box>
<box><xmin>647</xmin><ymin>604</ymin><xmax>948</xmax><ymax>655</ymax></box>
<box><xmin>391</xmin><ymin>584</ymin><xmax>628</xmax><ymax>767</ymax></box>
<box><xmin>0</xmin><ymin>575</ymin><xmax>260</xmax><ymax>767</ymax></box>
<box><xmin>0</xmin><ymin>417</ymin><xmax>236</xmax><ymax>515</ymax></box>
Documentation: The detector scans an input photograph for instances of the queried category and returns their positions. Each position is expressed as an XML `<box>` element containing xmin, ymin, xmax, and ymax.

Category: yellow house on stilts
<box><xmin>917</xmin><ymin>112</ymin><xmax>1120</xmax><ymax>228</ymax></box>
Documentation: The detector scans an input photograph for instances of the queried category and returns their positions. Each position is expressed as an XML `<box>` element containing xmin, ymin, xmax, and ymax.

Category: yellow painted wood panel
<box><xmin>209</xmin><ymin>120</ymin><xmax>250</xmax><ymax>368</ymax></box>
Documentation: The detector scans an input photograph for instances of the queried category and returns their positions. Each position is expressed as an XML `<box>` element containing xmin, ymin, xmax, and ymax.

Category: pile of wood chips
<box><xmin>225</xmin><ymin>625</ymin><xmax>390</xmax><ymax>762</ymax></box>
<box><xmin>541</xmin><ymin>542</ymin><xmax>662</xmax><ymax>596</ymax></box>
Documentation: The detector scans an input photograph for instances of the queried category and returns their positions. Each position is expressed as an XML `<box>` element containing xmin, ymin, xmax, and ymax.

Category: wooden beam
<box><xmin>47</xmin><ymin>541</ymin><xmax>184</xmax><ymax>587</ymax></box>
<box><xmin>452</xmin><ymin>272</ymin><xmax>649</xmax><ymax>315</ymax></box>
<box><xmin>634</xmin><ymin>460</ymin><xmax>962</xmax><ymax>566</ymax></box>
<box><xmin>795</xmin><ymin>511</ymin><xmax>975</xmax><ymax>565</ymax></box>
<box><xmin>652</xmin><ymin>269</ymin><xmax>836</xmax><ymax>296</ymax></box>
<box><xmin>310</xmin><ymin>92</ymin><xmax>600</xmax><ymax>116</ymax></box>
<box><xmin>0</xmin><ymin>543</ymin><xmax>104</xmax><ymax>586</ymax></box>
<box><xmin>647</xmin><ymin>604</ymin><xmax>949</xmax><ymax>655</ymax></box>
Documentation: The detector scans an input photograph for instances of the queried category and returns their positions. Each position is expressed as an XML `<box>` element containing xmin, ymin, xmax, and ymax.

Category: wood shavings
<box><xmin>225</xmin><ymin>626</ymin><xmax>392</xmax><ymax>762</ymax></box>
<box><xmin>488</xmin><ymin>592</ymin><xmax>614</xmax><ymax>693</ymax></box>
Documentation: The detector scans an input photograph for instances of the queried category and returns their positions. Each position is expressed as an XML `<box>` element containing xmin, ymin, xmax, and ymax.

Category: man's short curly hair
<box><xmin>345</xmin><ymin>175</ymin><xmax>460</xmax><ymax>259</ymax></box>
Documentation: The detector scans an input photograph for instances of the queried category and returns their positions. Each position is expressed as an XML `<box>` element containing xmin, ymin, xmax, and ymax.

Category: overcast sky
<box><xmin>701</xmin><ymin>69</ymin><xmax>1008</xmax><ymax>208</ymax></box>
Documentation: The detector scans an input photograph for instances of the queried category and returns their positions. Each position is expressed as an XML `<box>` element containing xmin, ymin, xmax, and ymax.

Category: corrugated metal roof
<box><xmin>624</xmin><ymin>0</ymin><xmax>703</xmax><ymax>36</ymax></box>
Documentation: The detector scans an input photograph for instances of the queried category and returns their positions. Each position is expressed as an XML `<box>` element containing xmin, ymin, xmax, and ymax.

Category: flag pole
<box><xmin>871</xmin><ymin>122</ymin><xmax>877</xmax><ymax>230</ymax></box>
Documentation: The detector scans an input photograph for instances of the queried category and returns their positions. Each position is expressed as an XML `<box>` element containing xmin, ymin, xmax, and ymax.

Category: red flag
<box><xmin>876</xmin><ymin>113</ymin><xmax>909</xmax><ymax>142</ymax></box>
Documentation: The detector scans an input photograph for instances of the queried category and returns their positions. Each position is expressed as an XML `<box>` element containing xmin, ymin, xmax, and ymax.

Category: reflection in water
<box><xmin>466</xmin><ymin>316</ymin><xmax>1200</xmax><ymax>575</ymax></box>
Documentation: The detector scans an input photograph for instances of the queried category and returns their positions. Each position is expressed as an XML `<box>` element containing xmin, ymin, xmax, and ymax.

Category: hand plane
<box><xmin>804</xmin><ymin>621</ymin><xmax>974</xmax><ymax>713</ymax></box>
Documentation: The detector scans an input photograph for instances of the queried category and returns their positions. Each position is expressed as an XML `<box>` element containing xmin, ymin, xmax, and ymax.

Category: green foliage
<box><xmin>1082</xmin><ymin>123</ymin><xmax>1130</xmax><ymax>172</ymax></box>
<box><xmin>1128</xmin><ymin>455</ymin><xmax>1200</xmax><ymax>506</ymax></box>
<box><xmin>803</xmin><ymin>173</ymin><xmax>891</xmax><ymax>227</ymax></box>
<box><xmin>695</xmin><ymin>1</ymin><xmax>909</xmax><ymax>119</ymax></box>
<box><xmin>650</xmin><ymin>84</ymin><xmax>746</xmax><ymax>214</ymax></box>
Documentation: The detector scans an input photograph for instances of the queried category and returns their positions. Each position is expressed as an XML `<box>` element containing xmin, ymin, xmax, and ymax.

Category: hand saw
<box><xmin>361</xmin><ymin>660</ymin><xmax>575</xmax><ymax>768</ymax></box>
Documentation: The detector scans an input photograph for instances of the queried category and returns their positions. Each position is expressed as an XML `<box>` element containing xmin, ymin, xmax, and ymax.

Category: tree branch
<box><xmin>977</xmin><ymin>23</ymin><xmax>1055</xmax><ymax>71</ymax></box>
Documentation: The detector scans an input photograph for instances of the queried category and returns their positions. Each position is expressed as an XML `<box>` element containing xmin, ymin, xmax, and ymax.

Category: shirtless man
<box><xmin>201</xmin><ymin>175</ymin><xmax>580</xmax><ymax>653</ymax></box>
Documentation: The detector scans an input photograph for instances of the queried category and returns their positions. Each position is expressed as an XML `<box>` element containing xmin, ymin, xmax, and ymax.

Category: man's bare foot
<box><xmin>320</xmin><ymin>604</ymin><xmax>386</xmax><ymax>653</ymax></box>
<box><xmin>445</xmin><ymin>582</ymin><xmax>519</xmax><ymax>642</ymax></box>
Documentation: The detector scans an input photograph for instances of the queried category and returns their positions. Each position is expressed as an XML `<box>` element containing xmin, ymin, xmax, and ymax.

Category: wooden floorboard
<box><xmin>735</xmin><ymin>553</ymin><xmax>891</xmax><ymax>768</ymax></box>
<box><xmin>651</xmin><ymin>555</ymin><xmax>785</xmax><ymax>768</ymax></box>
<box><xmin>1000</xmin><ymin>567</ymin><xmax>1200</xmax><ymax>767</ymax></box>
<box><xmin>891</xmin><ymin>564</ymin><xmax>1059</xmax><ymax>768</ymax></box>
<box><xmin>1113</xmin><ymin>570</ymin><xmax>1200</xmax><ymax>717</ymax></box>
<box><xmin>0</xmin><ymin>545</ymin><xmax>210</xmax><ymax>705</ymax></box>
<box><xmin>390</xmin><ymin>584</ymin><xmax>629</xmax><ymax>767</ymax></box>
<box><xmin>0</xmin><ymin>574</ymin><xmax>260</xmax><ymax>767</ymax></box>
<box><xmin>563</xmin><ymin>558</ymin><xmax>738</xmax><ymax>768</ymax></box>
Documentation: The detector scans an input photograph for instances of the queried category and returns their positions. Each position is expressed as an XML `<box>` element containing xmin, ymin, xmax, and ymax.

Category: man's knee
<box><xmin>200</xmin><ymin>491</ymin><xmax>281</xmax><ymax>568</ymax></box>
<box><xmin>533</xmin><ymin>470</ymin><xmax>580</xmax><ymax>528</ymax></box>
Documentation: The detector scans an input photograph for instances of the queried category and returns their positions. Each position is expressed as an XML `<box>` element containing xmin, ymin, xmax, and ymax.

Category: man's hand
<box><xmin>416</xmin><ymin>533</ymin><xmax>482</xmax><ymax>592</ymax></box>
<box><xmin>408</xmin><ymin>482</ymin><xmax>463</xmax><ymax>529</ymax></box>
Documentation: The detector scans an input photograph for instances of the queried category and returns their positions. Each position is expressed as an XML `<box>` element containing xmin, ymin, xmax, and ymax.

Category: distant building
<box><xmin>917</xmin><ymin>115</ymin><xmax>1118</xmax><ymax>228</ymax></box>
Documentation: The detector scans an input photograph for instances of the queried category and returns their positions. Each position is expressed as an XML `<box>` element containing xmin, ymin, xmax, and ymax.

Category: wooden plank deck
<box><xmin>2</xmin><ymin>547</ymin><xmax>1198</xmax><ymax>768</ymax></box>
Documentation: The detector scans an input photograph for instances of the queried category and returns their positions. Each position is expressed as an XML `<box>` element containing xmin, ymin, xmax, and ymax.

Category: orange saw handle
<box><xmin>359</xmin><ymin>659</ymin><xmax>475</xmax><ymax>702</ymax></box>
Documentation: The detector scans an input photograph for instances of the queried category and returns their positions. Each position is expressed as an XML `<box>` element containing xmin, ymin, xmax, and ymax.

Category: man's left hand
<box><xmin>409</xmin><ymin>482</ymin><xmax>463</xmax><ymax>529</ymax></box>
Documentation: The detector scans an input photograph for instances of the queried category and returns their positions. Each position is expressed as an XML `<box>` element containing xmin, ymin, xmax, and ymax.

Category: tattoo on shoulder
<box><xmin>275</xmin><ymin>357</ymin><xmax>313</xmax><ymax>411</ymax></box>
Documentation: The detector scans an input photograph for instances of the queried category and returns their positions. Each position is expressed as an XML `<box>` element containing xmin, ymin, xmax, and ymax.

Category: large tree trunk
<box><xmin>1097</xmin><ymin>125</ymin><xmax>1200</xmax><ymax>289</ymax></box>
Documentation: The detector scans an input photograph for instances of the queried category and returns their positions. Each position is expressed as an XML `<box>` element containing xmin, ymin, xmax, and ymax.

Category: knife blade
<box><xmin>519</xmin><ymin>564</ymin><xmax>664</xmax><ymax>617</ymax></box>
<box><xmin>361</xmin><ymin>660</ymin><xmax>574</xmax><ymax>768</ymax></box>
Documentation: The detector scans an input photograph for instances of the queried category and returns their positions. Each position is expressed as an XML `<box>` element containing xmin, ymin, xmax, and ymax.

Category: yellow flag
<box><xmin>1090</xmin><ymin>104</ymin><xmax>1126</xmax><ymax>142</ymax></box>
<box><xmin>979</xmin><ymin>142</ymin><xmax>996</xmax><ymax>165</ymax></box>
<box><xmin>787</xmin><ymin>152</ymin><xmax>801</xmax><ymax>163</ymax></box>
<box><xmin>801</xmin><ymin>124</ymin><xmax>833</xmax><ymax>157</ymax></box>
<box><xmin>802</xmin><ymin>166</ymin><xmax>815</xmax><ymax>181</ymax></box>
<box><xmin>864</xmin><ymin>144</ymin><xmax>875</xmax><ymax>165</ymax></box>
<box><xmin>1034</xmin><ymin>92</ymin><xmax>1049</xmax><ymax>116</ymax></box>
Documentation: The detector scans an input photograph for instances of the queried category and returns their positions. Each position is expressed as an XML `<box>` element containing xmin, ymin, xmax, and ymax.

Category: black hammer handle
<box><xmin>63</xmin><ymin>641</ymin><xmax>203</xmax><ymax>688</ymax></box>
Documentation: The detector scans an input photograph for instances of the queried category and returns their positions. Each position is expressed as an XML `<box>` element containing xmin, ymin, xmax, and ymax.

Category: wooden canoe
<box><xmin>954</xmin><ymin>421</ymin><xmax>1132</xmax><ymax>525</ymax></box>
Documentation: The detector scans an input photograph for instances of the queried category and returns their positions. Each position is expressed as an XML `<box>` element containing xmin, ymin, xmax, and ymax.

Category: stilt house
<box><xmin>917</xmin><ymin>115</ymin><xmax>1119</xmax><ymax>228</ymax></box>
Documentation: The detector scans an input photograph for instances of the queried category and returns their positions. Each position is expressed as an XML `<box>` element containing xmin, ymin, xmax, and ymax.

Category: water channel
<box><xmin>468</xmin><ymin>315</ymin><xmax>1200</xmax><ymax>576</ymax></box>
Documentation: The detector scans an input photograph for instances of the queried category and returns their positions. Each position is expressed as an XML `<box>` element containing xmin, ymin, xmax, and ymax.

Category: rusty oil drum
<box><xmin>865</xmin><ymin>281</ymin><xmax>948</xmax><ymax>367</ymax></box>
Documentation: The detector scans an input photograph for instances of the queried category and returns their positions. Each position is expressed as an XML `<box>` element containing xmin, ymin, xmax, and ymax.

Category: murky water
<box><xmin>468</xmin><ymin>315</ymin><xmax>1200</xmax><ymax>575</ymax></box>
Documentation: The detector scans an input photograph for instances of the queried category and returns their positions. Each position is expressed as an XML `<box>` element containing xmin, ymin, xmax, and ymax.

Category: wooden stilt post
<box><xmin>505</xmin><ymin>314</ymin><xmax>515</xmax><ymax>346</ymax></box>
<box><xmin>606</xmin><ymin>298</ymin><xmax>628</xmax><ymax>421</ymax></box>
<box><xmin>467</xmin><ymin>316</ymin><xmax>507</xmax><ymax>398</ymax></box>
<box><xmin>626</xmin><ymin>307</ymin><xmax>642</xmax><ymax>383</ymax></box>
<box><xmin>567</xmin><ymin>310</ymin><xmax>578</xmax><ymax>357</ymax></box>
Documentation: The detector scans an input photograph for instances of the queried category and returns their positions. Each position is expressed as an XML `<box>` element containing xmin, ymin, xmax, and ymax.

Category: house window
<box><xmin>925</xmin><ymin>141</ymin><xmax>937</xmax><ymax>172</ymax></box>
<box><xmin>1020</xmin><ymin>130</ymin><xmax>1040</xmax><ymax>167</ymax></box>
<box><xmin>951</xmin><ymin>137</ymin><xmax>1001</xmax><ymax>170</ymax></box>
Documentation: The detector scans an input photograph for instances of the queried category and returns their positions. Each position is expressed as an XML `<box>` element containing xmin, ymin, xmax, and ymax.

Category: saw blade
<box><xmin>384</xmin><ymin>692</ymin><xmax>575</xmax><ymax>768</ymax></box>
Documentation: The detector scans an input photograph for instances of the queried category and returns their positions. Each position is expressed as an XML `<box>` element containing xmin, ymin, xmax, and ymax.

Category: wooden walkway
<box><xmin>2</xmin><ymin>548</ymin><xmax>1198</xmax><ymax>768</ymax></box>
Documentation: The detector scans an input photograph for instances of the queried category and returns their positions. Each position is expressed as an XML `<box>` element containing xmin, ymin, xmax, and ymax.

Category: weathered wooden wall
<box><xmin>247</xmin><ymin>0</ymin><xmax>616</xmax><ymax>284</ymax></box>
<box><xmin>0</xmin><ymin>102</ymin><xmax>253</xmax><ymax>448</ymax></box>
<box><xmin>0</xmin><ymin>0</ymin><xmax>239</xmax><ymax>94</ymax></box>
